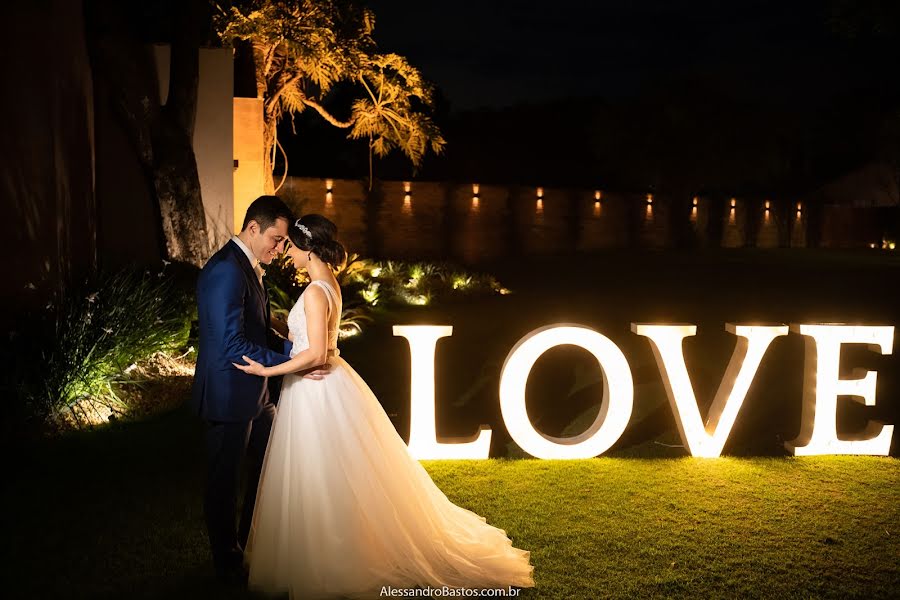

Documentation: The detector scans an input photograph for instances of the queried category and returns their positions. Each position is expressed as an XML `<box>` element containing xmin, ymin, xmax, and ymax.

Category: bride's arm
<box><xmin>234</xmin><ymin>286</ymin><xmax>329</xmax><ymax>377</ymax></box>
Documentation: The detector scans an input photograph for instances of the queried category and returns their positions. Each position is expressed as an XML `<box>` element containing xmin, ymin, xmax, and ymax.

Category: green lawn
<box><xmin>3</xmin><ymin>407</ymin><xmax>898</xmax><ymax>599</ymax></box>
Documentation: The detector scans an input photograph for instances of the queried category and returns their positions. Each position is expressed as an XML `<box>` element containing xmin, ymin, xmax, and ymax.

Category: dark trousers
<box><xmin>203</xmin><ymin>401</ymin><xmax>275</xmax><ymax>574</ymax></box>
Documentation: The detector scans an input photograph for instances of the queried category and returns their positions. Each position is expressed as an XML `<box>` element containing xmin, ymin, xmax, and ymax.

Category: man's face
<box><xmin>250</xmin><ymin>217</ymin><xmax>289</xmax><ymax>264</ymax></box>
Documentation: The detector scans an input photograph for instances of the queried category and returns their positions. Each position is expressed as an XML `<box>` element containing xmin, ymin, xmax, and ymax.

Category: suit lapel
<box><xmin>227</xmin><ymin>240</ymin><xmax>267</xmax><ymax>314</ymax></box>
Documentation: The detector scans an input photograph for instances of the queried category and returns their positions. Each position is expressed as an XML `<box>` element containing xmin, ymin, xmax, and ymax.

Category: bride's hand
<box><xmin>233</xmin><ymin>355</ymin><xmax>268</xmax><ymax>376</ymax></box>
<box><xmin>301</xmin><ymin>363</ymin><xmax>331</xmax><ymax>380</ymax></box>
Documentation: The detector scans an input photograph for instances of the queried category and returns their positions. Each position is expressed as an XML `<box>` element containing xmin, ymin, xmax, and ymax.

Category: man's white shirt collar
<box><xmin>232</xmin><ymin>235</ymin><xmax>265</xmax><ymax>280</ymax></box>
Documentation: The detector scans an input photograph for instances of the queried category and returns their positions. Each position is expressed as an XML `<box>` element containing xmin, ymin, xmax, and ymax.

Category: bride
<box><xmin>233</xmin><ymin>214</ymin><xmax>535</xmax><ymax>598</ymax></box>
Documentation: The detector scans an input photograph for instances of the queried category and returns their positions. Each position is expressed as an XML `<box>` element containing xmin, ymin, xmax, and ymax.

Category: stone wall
<box><xmin>276</xmin><ymin>176</ymin><xmax>894</xmax><ymax>263</ymax></box>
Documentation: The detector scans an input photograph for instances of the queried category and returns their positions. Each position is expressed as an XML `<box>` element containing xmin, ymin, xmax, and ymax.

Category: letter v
<box><xmin>631</xmin><ymin>324</ymin><xmax>788</xmax><ymax>457</ymax></box>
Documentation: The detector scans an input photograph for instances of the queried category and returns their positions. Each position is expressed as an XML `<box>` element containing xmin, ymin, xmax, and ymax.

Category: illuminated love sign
<box><xmin>392</xmin><ymin>323</ymin><xmax>895</xmax><ymax>460</ymax></box>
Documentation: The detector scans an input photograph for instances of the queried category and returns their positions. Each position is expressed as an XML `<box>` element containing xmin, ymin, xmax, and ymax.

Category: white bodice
<box><xmin>287</xmin><ymin>279</ymin><xmax>341</xmax><ymax>358</ymax></box>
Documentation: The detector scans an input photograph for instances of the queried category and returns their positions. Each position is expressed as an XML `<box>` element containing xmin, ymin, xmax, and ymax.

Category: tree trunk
<box><xmin>152</xmin><ymin>39</ymin><xmax>209</xmax><ymax>265</ymax></box>
<box><xmin>84</xmin><ymin>0</ymin><xmax>211</xmax><ymax>267</ymax></box>
<box><xmin>262</xmin><ymin>116</ymin><xmax>277</xmax><ymax>194</ymax></box>
<box><xmin>153</xmin><ymin>119</ymin><xmax>208</xmax><ymax>263</ymax></box>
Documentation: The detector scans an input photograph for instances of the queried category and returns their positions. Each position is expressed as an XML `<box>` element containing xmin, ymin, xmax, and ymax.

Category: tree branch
<box><xmin>301</xmin><ymin>97</ymin><xmax>354</xmax><ymax>128</ymax></box>
<box><xmin>262</xmin><ymin>42</ymin><xmax>278</xmax><ymax>79</ymax></box>
<box><xmin>265</xmin><ymin>70</ymin><xmax>303</xmax><ymax>115</ymax></box>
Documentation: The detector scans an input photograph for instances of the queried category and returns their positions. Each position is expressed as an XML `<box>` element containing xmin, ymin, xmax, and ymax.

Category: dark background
<box><xmin>284</xmin><ymin>0</ymin><xmax>900</xmax><ymax>196</ymax></box>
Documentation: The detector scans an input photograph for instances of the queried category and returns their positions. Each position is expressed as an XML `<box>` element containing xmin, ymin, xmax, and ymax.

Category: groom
<box><xmin>191</xmin><ymin>195</ymin><xmax>327</xmax><ymax>583</ymax></box>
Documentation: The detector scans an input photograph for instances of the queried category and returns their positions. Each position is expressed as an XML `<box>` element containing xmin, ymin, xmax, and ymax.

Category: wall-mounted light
<box><xmin>403</xmin><ymin>193</ymin><xmax>412</xmax><ymax>215</ymax></box>
<box><xmin>764</xmin><ymin>200</ymin><xmax>770</xmax><ymax>211</ymax></box>
<box><xmin>592</xmin><ymin>191</ymin><xmax>602</xmax><ymax>216</ymax></box>
<box><xmin>730</xmin><ymin>198</ymin><xmax>737</xmax><ymax>208</ymax></box>
<box><xmin>646</xmin><ymin>193</ymin><xmax>653</xmax><ymax>205</ymax></box>
<box><xmin>537</xmin><ymin>187</ymin><xmax>544</xmax><ymax>199</ymax></box>
<box><xmin>692</xmin><ymin>196</ymin><xmax>699</xmax><ymax>207</ymax></box>
<box><xmin>325</xmin><ymin>178</ymin><xmax>334</xmax><ymax>193</ymax></box>
<box><xmin>404</xmin><ymin>181</ymin><xmax>412</xmax><ymax>194</ymax></box>
<box><xmin>473</xmin><ymin>183</ymin><xmax>480</xmax><ymax>195</ymax></box>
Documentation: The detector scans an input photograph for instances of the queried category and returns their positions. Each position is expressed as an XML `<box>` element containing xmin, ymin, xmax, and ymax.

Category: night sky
<box><xmin>368</xmin><ymin>0</ymin><xmax>897</xmax><ymax>112</ymax></box>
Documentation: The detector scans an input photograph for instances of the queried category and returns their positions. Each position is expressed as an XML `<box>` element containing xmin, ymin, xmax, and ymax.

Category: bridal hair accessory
<box><xmin>295</xmin><ymin>220</ymin><xmax>312</xmax><ymax>239</ymax></box>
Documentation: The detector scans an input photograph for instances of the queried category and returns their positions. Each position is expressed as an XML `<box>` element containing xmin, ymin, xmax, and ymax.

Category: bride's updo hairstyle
<box><xmin>289</xmin><ymin>214</ymin><xmax>347</xmax><ymax>268</ymax></box>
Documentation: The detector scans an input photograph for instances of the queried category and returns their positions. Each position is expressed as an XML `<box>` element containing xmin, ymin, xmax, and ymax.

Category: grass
<box><xmin>430</xmin><ymin>458</ymin><xmax>900</xmax><ymax>599</ymax></box>
<box><xmin>2</xmin><ymin>408</ymin><xmax>898</xmax><ymax>599</ymax></box>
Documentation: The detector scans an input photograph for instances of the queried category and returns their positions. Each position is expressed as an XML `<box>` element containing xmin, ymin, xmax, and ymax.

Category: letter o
<box><xmin>499</xmin><ymin>325</ymin><xmax>634</xmax><ymax>459</ymax></box>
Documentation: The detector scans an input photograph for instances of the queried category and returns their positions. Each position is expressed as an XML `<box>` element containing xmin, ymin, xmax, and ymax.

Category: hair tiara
<box><xmin>294</xmin><ymin>219</ymin><xmax>312</xmax><ymax>239</ymax></box>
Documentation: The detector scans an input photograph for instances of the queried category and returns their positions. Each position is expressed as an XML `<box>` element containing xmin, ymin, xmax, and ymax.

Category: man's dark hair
<box><xmin>241</xmin><ymin>195</ymin><xmax>294</xmax><ymax>232</ymax></box>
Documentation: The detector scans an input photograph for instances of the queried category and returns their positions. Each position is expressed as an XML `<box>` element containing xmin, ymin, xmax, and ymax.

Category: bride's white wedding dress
<box><xmin>245</xmin><ymin>279</ymin><xmax>535</xmax><ymax>599</ymax></box>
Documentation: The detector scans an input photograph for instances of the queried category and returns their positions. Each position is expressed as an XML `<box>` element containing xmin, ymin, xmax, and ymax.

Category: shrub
<box><xmin>265</xmin><ymin>252</ymin><xmax>510</xmax><ymax>339</ymax></box>
<box><xmin>6</xmin><ymin>266</ymin><xmax>193</xmax><ymax>431</ymax></box>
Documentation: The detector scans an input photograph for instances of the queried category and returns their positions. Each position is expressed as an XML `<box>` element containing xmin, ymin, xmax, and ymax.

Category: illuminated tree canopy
<box><xmin>213</xmin><ymin>0</ymin><xmax>445</xmax><ymax>190</ymax></box>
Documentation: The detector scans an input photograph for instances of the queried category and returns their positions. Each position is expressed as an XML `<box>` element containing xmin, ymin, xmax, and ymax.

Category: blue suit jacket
<box><xmin>191</xmin><ymin>240</ymin><xmax>291</xmax><ymax>422</ymax></box>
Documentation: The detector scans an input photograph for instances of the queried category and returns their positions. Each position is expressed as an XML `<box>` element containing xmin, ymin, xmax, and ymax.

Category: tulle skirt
<box><xmin>244</xmin><ymin>356</ymin><xmax>535</xmax><ymax>599</ymax></box>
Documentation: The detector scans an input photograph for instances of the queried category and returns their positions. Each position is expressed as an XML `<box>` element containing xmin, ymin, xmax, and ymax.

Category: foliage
<box><xmin>6</xmin><ymin>266</ymin><xmax>193</xmax><ymax>430</ymax></box>
<box><xmin>264</xmin><ymin>252</ymin><xmax>510</xmax><ymax>339</ymax></box>
<box><xmin>347</xmin><ymin>53</ymin><xmax>446</xmax><ymax>177</ymax></box>
<box><xmin>365</xmin><ymin>259</ymin><xmax>510</xmax><ymax>305</ymax></box>
<box><xmin>212</xmin><ymin>0</ymin><xmax>445</xmax><ymax>188</ymax></box>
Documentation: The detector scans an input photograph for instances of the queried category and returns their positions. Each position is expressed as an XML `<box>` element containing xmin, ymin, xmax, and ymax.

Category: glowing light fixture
<box><xmin>786</xmin><ymin>324</ymin><xmax>894</xmax><ymax>456</ymax></box>
<box><xmin>404</xmin><ymin>181</ymin><xmax>412</xmax><ymax>193</ymax></box>
<box><xmin>595</xmin><ymin>190</ymin><xmax>602</xmax><ymax>201</ymax></box>
<box><xmin>646</xmin><ymin>193</ymin><xmax>653</xmax><ymax>204</ymax></box>
<box><xmin>731</xmin><ymin>198</ymin><xmax>737</xmax><ymax>208</ymax></box>
<box><xmin>499</xmin><ymin>325</ymin><xmax>634</xmax><ymax>459</ymax></box>
<box><xmin>632</xmin><ymin>323</ymin><xmax>788</xmax><ymax>457</ymax></box>
<box><xmin>537</xmin><ymin>187</ymin><xmax>544</xmax><ymax>199</ymax></box>
<box><xmin>764</xmin><ymin>200</ymin><xmax>770</xmax><ymax>210</ymax></box>
<box><xmin>473</xmin><ymin>183</ymin><xmax>480</xmax><ymax>195</ymax></box>
<box><xmin>692</xmin><ymin>196</ymin><xmax>699</xmax><ymax>207</ymax></box>
<box><xmin>325</xmin><ymin>178</ymin><xmax>334</xmax><ymax>193</ymax></box>
<box><xmin>393</xmin><ymin>326</ymin><xmax>492</xmax><ymax>459</ymax></box>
